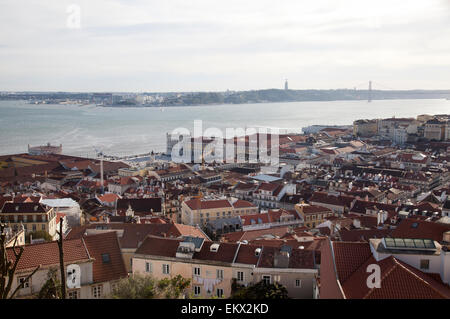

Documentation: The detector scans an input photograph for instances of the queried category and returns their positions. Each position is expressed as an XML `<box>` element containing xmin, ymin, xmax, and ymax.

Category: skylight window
<box><xmin>101</xmin><ymin>253</ymin><xmax>111</xmax><ymax>264</ymax></box>
<box><xmin>383</xmin><ymin>238</ymin><xmax>436</xmax><ymax>250</ymax></box>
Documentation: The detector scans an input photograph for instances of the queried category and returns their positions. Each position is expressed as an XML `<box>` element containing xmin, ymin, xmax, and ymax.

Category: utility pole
<box><xmin>56</xmin><ymin>218</ymin><xmax>66</xmax><ymax>299</ymax></box>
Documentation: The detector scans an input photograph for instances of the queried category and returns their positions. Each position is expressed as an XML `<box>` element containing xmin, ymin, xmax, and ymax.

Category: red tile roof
<box><xmin>390</xmin><ymin>219</ymin><xmax>450</xmax><ymax>242</ymax></box>
<box><xmin>82</xmin><ymin>232</ymin><xmax>128</xmax><ymax>283</ymax></box>
<box><xmin>7</xmin><ymin>238</ymin><xmax>90</xmax><ymax>272</ymax></box>
<box><xmin>232</xmin><ymin>200</ymin><xmax>256</xmax><ymax>208</ymax></box>
<box><xmin>332</xmin><ymin>242</ymin><xmax>373</xmax><ymax>283</ymax></box>
<box><xmin>97</xmin><ymin>193</ymin><xmax>120</xmax><ymax>203</ymax></box>
<box><xmin>184</xmin><ymin>199</ymin><xmax>232</xmax><ymax>210</ymax></box>
<box><xmin>323</xmin><ymin>241</ymin><xmax>450</xmax><ymax>299</ymax></box>
<box><xmin>343</xmin><ymin>255</ymin><xmax>450</xmax><ymax>299</ymax></box>
<box><xmin>240</xmin><ymin>213</ymin><xmax>270</xmax><ymax>226</ymax></box>
<box><xmin>257</xmin><ymin>182</ymin><xmax>281</xmax><ymax>193</ymax></box>
<box><xmin>1</xmin><ymin>202</ymin><xmax>48</xmax><ymax>214</ymax></box>
<box><xmin>136</xmin><ymin>236</ymin><xmax>316</xmax><ymax>269</ymax></box>
<box><xmin>309</xmin><ymin>192</ymin><xmax>355</xmax><ymax>207</ymax></box>
<box><xmin>66</xmin><ymin>223</ymin><xmax>209</xmax><ymax>249</ymax></box>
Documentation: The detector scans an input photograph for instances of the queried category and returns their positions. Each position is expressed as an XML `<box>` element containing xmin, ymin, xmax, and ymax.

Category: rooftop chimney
<box><xmin>444</xmin><ymin>231</ymin><xmax>450</xmax><ymax>243</ymax></box>
<box><xmin>274</xmin><ymin>251</ymin><xmax>290</xmax><ymax>268</ymax></box>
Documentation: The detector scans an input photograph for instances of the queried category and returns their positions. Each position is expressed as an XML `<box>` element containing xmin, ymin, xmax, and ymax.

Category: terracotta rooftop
<box><xmin>82</xmin><ymin>232</ymin><xmax>128</xmax><ymax>283</ymax></box>
<box><xmin>232</xmin><ymin>200</ymin><xmax>256</xmax><ymax>209</ymax></box>
<box><xmin>1</xmin><ymin>202</ymin><xmax>48</xmax><ymax>214</ymax></box>
<box><xmin>184</xmin><ymin>199</ymin><xmax>232</xmax><ymax>210</ymax></box>
<box><xmin>342</xmin><ymin>255</ymin><xmax>450</xmax><ymax>299</ymax></box>
<box><xmin>6</xmin><ymin>238</ymin><xmax>90</xmax><ymax>272</ymax></box>
<box><xmin>390</xmin><ymin>218</ymin><xmax>450</xmax><ymax>242</ymax></box>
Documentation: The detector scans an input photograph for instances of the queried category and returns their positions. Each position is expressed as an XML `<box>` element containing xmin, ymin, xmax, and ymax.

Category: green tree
<box><xmin>230</xmin><ymin>280</ymin><xmax>289</xmax><ymax>299</ymax></box>
<box><xmin>157</xmin><ymin>275</ymin><xmax>191</xmax><ymax>299</ymax></box>
<box><xmin>110</xmin><ymin>274</ymin><xmax>190</xmax><ymax>299</ymax></box>
<box><xmin>38</xmin><ymin>267</ymin><xmax>62</xmax><ymax>299</ymax></box>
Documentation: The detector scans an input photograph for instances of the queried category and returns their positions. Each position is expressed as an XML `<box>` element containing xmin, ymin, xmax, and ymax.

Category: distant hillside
<box><xmin>1</xmin><ymin>89</ymin><xmax>450</xmax><ymax>107</ymax></box>
<box><xmin>160</xmin><ymin>89</ymin><xmax>450</xmax><ymax>106</ymax></box>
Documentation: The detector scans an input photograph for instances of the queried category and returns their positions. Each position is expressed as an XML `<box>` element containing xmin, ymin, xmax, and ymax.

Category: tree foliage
<box><xmin>110</xmin><ymin>274</ymin><xmax>190</xmax><ymax>299</ymax></box>
<box><xmin>38</xmin><ymin>267</ymin><xmax>62</xmax><ymax>299</ymax></box>
<box><xmin>230</xmin><ymin>280</ymin><xmax>289</xmax><ymax>299</ymax></box>
<box><xmin>1</xmin><ymin>224</ymin><xmax>40</xmax><ymax>299</ymax></box>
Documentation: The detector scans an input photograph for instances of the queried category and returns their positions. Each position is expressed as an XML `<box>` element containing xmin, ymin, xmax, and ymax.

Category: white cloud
<box><xmin>0</xmin><ymin>0</ymin><xmax>449</xmax><ymax>91</ymax></box>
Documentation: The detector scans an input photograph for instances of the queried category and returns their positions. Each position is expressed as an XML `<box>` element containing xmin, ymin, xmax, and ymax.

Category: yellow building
<box><xmin>133</xmin><ymin>236</ymin><xmax>319</xmax><ymax>299</ymax></box>
<box><xmin>181</xmin><ymin>198</ymin><xmax>258</xmax><ymax>226</ymax></box>
<box><xmin>353</xmin><ymin>119</ymin><xmax>378</xmax><ymax>137</ymax></box>
<box><xmin>0</xmin><ymin>203</ymin><xmax>57</xmax><ymax>239</ymax></box>
<box><xmin>295</xmin><ymin>203</ymin><xmax>333</xmax><ymax>228</ymax></box>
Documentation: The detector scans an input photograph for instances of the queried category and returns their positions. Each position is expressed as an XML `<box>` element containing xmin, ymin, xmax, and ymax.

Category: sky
<box><xmin>0</xmin><ymin>0</ymin><xmax>449</xmax><ymax>92</ymax></box>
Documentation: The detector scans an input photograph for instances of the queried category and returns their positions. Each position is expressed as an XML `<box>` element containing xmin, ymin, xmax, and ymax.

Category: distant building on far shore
<box><xmin>284</xmin><ymin>79</ymin><xmax>289</xmax><ymax>90</ymax></box>
<box><xmin>28</xmin><ymin>143</ymin><xmax>62</xmax><ymax>155</ymax></box>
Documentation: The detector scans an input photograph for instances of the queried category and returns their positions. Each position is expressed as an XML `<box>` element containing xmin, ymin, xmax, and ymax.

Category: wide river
<box><xmin>0</xmin><ymin>99</ymin><xmax>448</xmax><ymax>157</ymax></box>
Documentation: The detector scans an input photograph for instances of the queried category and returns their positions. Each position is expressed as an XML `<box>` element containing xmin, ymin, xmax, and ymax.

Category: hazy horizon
<box><xmin>1</xmin><ymin>0</ymin><xmax>450</xmax><ymax>92</ymax></box>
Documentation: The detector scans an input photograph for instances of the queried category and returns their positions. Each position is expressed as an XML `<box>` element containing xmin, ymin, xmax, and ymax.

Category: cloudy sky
<box><xmin>0</xmin><ymin>0</ymin><xmax>449</xmax><ymax>92</ymax></box>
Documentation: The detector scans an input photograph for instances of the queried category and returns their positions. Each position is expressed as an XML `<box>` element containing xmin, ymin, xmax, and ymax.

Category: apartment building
<box><xmin>295</xmin><ymin>203</ymin><xmax>334</xmax><ymax>228</ymax></box>
<box><xmin>0</xmin><ymin>203</ymin><xmax>58</xmax><ymax>239</ymax></box>
<box><xmin>6</xmin><ymin>232</ymin><xmax>127</xmax><ymax>299</ymax></box>
<box><xmin>132</xmin><ymin>236</ymin><xmax>318</xmax><ymax>299</ymax></box>
<box><xmin>181</xmin><ymin>198</ymin><xmax>257</xmax><ymax>226</ymax></box>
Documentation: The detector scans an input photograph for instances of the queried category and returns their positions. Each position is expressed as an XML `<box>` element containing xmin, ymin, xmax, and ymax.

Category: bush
<box><xmin>230</xmin><ymin>280</ymin><xmax>289</xmax><ymax>299</ymax></box>
<box><xmin>110</xmin><ymin>274</ymin><xmax>190</xmax><ymax>299</ymax></box>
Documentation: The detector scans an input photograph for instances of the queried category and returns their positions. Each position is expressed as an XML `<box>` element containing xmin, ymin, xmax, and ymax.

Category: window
<box><xmin>262</xmin><ymin>275</ymin><xmax>271</xmax><ymax>285</ymax></box>
<box><xmin>216</xmin><ymin>269</ymin><xmax>224</xmax><ymax>280</ymax></box>
<box><xmin>237</xmin><ymin>271</ymin><xmax>244</xmax><ymax>282</ymax></box>
<box><xmin>101</xmin><ymin>253</ymin><xmax>110</xmax><ymax>264</ymax></box>
<box><xmin>92</xmin><ymin>285</ymin><xmax>103</xmax><ymax>298</ymax></box>
<box><xmin>216</xmin><ymin>288</ymin><xmax>224</xmax><ymax>298</ymax></box>
<box><xmin>194</xmin><ymin>267</ymin><xmax>201</xmax><ymax>276</ymax></box>
<box><xmin>18</xmin><ymin>276</ymin><xmax>30</xmax><ymax>289</ymax></box>
<box><xmin>32</xmin><ymin>224</ymin><xmax>37</xmax><ymax>231</ymax></box>
<box><xmin>162</xmin><ymin>264</ymin><xmax>170</xmax><ymax>274</ymax></box>
<box><xmin>420</xmin><ymin>259</ymin><xmax>430</xmax><ymax>270</ymax></box>
<box><xmin>41</xmin><ymin>224</ymin><xmax>46</xmax><ymax>231</ymax></box>
<box><xmin>295</xmin><ymin>279</ymin><xmax>302</xmax><ymax>288</ymax></box>
<box><xmin>194</xmin><ymin>286</ymin><xmax>201</xmax><ymax>296</ymax></box>
<box><xmin>146</xmin><ymin>262</ymin><xmax>152</xmax><ymax>273</ymax></box>
<box><xmin>68</xmin><ymin>289</ymin><xmax>80</xmax><ymax>299</ymax></box>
